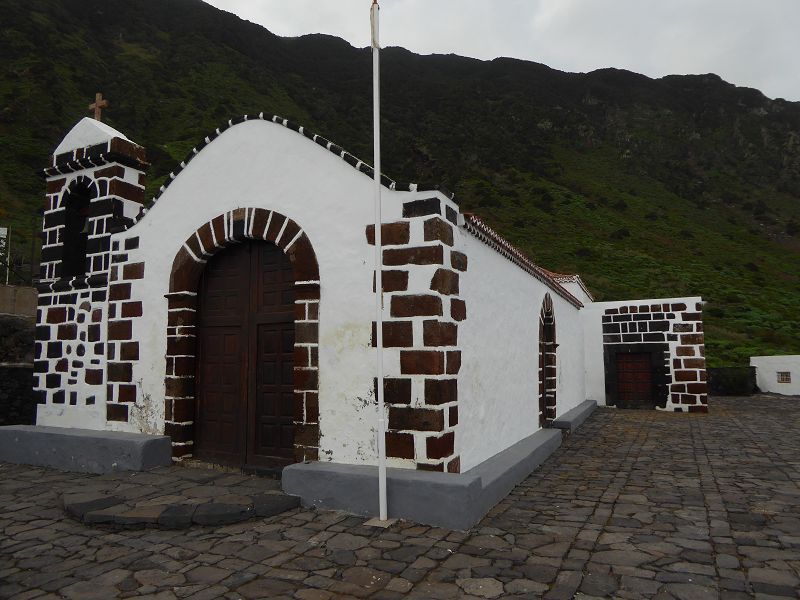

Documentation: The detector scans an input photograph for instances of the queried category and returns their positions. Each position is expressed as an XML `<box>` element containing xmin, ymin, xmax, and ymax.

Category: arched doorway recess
<box><xmin>164</xmin><ymin>208</ymin><xmax>320</xmax><ymax>466</ymax></box>
<box><xmin>538</xmin><ymin>293</ymin><xmax>557</xmax><ymax>427</ymax></box>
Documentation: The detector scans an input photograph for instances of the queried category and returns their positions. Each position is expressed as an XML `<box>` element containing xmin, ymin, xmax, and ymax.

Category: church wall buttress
<box><xmin>367</xmin><ymin>196</ymin><xmax>464</xmax><ymax>473</ymax></box>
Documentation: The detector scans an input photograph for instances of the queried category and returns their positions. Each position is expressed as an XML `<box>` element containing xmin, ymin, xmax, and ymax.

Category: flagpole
<box><xmin>5</xmin><ymin>229</ymin><xmax>10</xmax><ymax>286</ymax></box>
<box><xmin>371</xmin><ymin>0</ymin><xmax>388</xmax><ymax>522</ymax></box>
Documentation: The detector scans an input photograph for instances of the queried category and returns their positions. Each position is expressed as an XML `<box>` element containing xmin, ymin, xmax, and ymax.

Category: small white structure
<box><xmin>751</xmin><ymin>356</ymin><xmax>800</xmax><ymax>396</ymax></box>
<box><xmin>583</xmin><ymin>297</ymin><xmax>708</xmax><ymax>412</ymax></box>
<box><xmin>28</xmin><ymin>115</ymin><xmax>709</xmax><ymax>526</ymax></box>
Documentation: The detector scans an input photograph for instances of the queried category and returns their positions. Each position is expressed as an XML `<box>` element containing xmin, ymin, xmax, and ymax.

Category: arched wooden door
<box><xmin>195</xmin><ymin>240</ymin><xmax>296</xmax><ymax>470</ymax></box>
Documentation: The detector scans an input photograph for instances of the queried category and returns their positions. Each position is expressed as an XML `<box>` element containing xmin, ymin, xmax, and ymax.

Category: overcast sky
<box><xmin>203</xmin><ymin>0</ymin><xmax>799</xmax><ymax>102</ymax></box>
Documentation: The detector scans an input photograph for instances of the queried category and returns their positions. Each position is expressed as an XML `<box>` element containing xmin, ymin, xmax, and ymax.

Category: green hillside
<box><xmin>1</xmin><ymin>0</ymin><xmax>799</xmax><ymax>366</ymax></box>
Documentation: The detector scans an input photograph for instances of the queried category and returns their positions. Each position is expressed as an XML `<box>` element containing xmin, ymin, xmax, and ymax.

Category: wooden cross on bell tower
<box><xmin>88</xmin><ymin>92</ymin><xmax>109</xmax><ymax>121</ymax></box>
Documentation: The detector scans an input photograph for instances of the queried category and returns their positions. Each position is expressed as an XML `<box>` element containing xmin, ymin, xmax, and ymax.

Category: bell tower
<box><xmin>40</xmin><ymin>117</ymin><xmax>148</xmax><ymax>282</ymax></box>
<box><xmin>35</xmin><ymin>116</ymin><xmax>149</xmax><ymax>427</ymax></box>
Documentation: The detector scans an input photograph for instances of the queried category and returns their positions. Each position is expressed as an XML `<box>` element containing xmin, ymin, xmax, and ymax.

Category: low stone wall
<box><xmin>0</xmin><ymin>365</ymin><xmax>36</xmax><ymax>426</ymax></box>
<box><xmin>284</xmin><ymin>427</ymin><xmax>563</xmax><ymax>530</ymax></box>
<box><xmin>0</xmin><ymin>285</ymin><xmax>37</xmax><ymax>317</ymax></box>
<box><xmin>0</xmin><ymin>425</ymin><xmax>173</xmax><ymax>473</ymax></box>
<box><xmin>0</xmin><ymin>313</ymin><xmax>34</xmax><ymax>364</ymax></box>
<box><xmin>708</xmin><ymin>367</ymin><xmax>756</xmax><ymax>396</ymax></box>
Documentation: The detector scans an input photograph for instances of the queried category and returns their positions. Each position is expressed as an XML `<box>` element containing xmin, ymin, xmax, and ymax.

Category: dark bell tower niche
<box><xmin>60</xmin><ymin>179</ymin><xmax>95</xmax><ymax>278</ymax></box>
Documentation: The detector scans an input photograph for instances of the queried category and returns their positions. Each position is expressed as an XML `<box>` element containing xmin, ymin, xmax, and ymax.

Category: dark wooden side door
<box><xmin>616</xmin><ymin>352</ymin><xmax>654</xmax><ymax>409</ymax></box>
<box><xmin>196</xmin><ymin>241</ymin><xmax>295</xmax><ymax>469</ymax></box>
<box><xmin>248</xmin><ymin>243</ymin><xmax>296</xmax><ymax>468</ymax></box>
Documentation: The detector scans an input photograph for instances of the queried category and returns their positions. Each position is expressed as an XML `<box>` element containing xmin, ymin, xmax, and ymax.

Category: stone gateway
<box><xmin>24</xmin><ymin>114</ymin><xmax>709</xmax><ymax>527</ymax></box>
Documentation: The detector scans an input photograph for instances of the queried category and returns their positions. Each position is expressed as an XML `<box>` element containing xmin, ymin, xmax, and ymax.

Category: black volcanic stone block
<box><xmin>252</xmin><ymin>493</ymin><xmax>300</xmax><ymax>517</ymax></box>
<box><xmin>403</xmin><ymin>198</ymin><xmax>441</xmax><ymax>218</ymax></box>
<box><xmin>62</xmin><ymin>493</ymin><xmax>123</xmax><ymax>520</ymax></box>
<box><xmin>158</xmin><ymin>504</ymin><xmax>197</xmax><ymax>529</ymax></box>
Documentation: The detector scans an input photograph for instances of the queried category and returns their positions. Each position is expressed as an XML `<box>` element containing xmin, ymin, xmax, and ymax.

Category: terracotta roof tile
<box><xmin>462</xmin><ymin>214</ymin><xmax>584</xmax><ymax>308</ymax></box>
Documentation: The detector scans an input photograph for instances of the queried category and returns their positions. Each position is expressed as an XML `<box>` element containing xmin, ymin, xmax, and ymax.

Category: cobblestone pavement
<box><xmin>58</xmin><ymin>466</ymin><xmax>299</xmax><ymax>529</ymax></box>
<box><xmin>2</xmin><ymin>395</ymin><xmax>800</xmax><ymax>599</ymax></box>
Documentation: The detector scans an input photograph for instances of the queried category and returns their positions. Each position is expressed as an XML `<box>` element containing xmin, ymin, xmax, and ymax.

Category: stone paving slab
<box><xmin>2</xmin><ymin>395</ymin><xmax>800</xmax><ymax>599</ymax></box>
<box><xmin>58</xmin><ymin>466</ymin><xmax>297</xmax><ymax>529</ymax></box>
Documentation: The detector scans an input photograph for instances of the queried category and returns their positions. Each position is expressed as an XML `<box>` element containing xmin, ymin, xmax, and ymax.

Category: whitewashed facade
<box><xmin>33</xmin><ymin>116</ymin><xmax>708</xmax><ymax>475</ymax></box>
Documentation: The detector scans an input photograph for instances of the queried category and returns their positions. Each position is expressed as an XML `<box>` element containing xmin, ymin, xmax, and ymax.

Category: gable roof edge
<box><xmin>462</xmin><ymin>214</ymin><xmax>583</xmax><ymax>308</ymax></box>
<box><xmin>132</xmin><ymin>113</ymin><xmax>453</xmax><ymax>224</ymax></box>
<box><xmin>541</xmin><ymin>269</ymin><xmax>595</xmax><ymax>302</ymax></box>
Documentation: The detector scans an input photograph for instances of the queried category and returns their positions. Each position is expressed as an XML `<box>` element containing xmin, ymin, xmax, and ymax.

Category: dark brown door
<box><xmin>247</xmin><ymin>242</ymin><xmax>295</xmax><ymax>468</ymax></box>
<box><xmin>196</xmin><ymin>241</ymin><xmax>295</xmax><ymax>469</ymax></box>
<box><xmin>616</xmin><ymin>353</ymin><xmax>654</xmax><ymax>409</ymax></box>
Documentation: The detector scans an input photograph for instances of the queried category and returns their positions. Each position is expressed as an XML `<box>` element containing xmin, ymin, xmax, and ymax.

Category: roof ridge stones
<box><xmin>42</xmin><ymin>136</ymin><xmax>148</xmax><ymax>178</ymax></box>
<box><xmin>138</xmin><ymin>113</ymin><xmax>452</xmax><ymax>222</ymax></box>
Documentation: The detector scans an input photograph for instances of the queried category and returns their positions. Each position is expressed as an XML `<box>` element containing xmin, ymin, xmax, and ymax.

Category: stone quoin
<box><xmin>24</xmin><ymin>114</ymin><xmax>708</xmax><ymax>527</ymax></box>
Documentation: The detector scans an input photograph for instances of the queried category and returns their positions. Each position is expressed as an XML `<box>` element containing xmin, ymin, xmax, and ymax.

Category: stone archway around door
<box><xmin>164</xmin><ymin>208</ymin><xmax>320</xmax><ymax>464</ymax></box>
<box><xmin>538</xmin><ymin>293</ymin><xmax>556</xmax><ymax>427</ymax></box>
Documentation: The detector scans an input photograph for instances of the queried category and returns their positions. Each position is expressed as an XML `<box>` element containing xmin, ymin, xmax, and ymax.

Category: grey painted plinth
<box><xmin>283</xmin><ymin>428</ymin><xmax>562</xmax><ymax>530</ymax></box>
<box><xmin>0</xmin><ymin>425</ymin><xmax>172</xmax><ymax>474</ymax></box>
<box><xmin>551</xmin><ymin>399</ymin><xmax>597</xmax><ymax>433</ymax></box>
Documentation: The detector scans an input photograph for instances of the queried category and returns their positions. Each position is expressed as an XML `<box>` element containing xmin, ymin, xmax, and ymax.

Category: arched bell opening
<box><xmin>59</xmin><ymin>177</ymin><xmax>97</xmax><ymax>279</ymax></box>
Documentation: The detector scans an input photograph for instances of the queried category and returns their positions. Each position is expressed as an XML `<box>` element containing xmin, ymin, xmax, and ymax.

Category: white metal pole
<box><xmin>371</xmin><ymin>0</ymin><xmax>388</xmax><ymax>522</ymax></box>
<box><xmin>5</xmin><ymin>229</ymin><xmax>9</xmax><ymax>285</ymax></box>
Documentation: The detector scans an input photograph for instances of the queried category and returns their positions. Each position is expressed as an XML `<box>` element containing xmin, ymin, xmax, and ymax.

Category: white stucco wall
<box><xmin>109</xmin><ymin>118</ymin><xmax>433</xmax><ymax>465</ymax></box>
<box><xmin>581</xmin><ymin>301</ymin><xmax>606</xmax><ymax>405</ymax></box>
<box><xmin>559</xmin><ymin>280</ymin><xmax>593</xmax><ymax>305</ymax></box>
<box><xmin>456</xmin><ymin>231</ymin><xmax>585</xmax><ymax>472</ymax></box>
<box><xmin>751</xmin><ymin>356</ymin><xmax>800</xmax><ymax>396</ymax></box>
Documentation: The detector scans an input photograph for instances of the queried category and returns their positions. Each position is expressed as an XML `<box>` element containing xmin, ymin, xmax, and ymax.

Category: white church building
<box><xmin>24</xmin><ymin>115</ymin><xmax>708</xmax><ymax>527</ymax></box>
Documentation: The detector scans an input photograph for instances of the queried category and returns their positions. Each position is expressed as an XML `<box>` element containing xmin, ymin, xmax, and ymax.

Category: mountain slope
<box><xmin>1</xmin><ymin>0</ymin><xmax>799</xmax><ymax>365</ymax></box>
